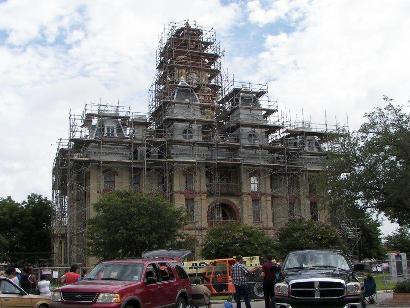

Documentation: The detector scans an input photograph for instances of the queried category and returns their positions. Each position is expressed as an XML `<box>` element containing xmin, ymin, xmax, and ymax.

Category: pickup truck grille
<box><xmin>62</xmin><ymin>292</ymin><xmax>98</xmax><ymax>302</ymax></box>
<box><xmin>290</xmin><ymin>280</ymin><xmax>345</xmax><ymax>299</ymax></box>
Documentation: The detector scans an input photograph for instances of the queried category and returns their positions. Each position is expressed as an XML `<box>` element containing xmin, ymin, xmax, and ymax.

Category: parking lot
<box><xmin>211</xmin><ymin>292</ymin><xmax>404</xmax><ymax>308</ymax></box>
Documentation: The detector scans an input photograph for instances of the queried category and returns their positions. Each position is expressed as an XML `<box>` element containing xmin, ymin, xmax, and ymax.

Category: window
<box><xmin>175</xmin><ymin>265</ymin><xmax>188</xmax><ymax>279</ymax></box>
<box><xmin>158</xmin><ymin>263</ymin><xmax>175</xmax><ymax>281</ymax></box>
<box><xmin>288</xmin><ymin>200</ymin><xmax>295</xmax><ymax>218</ymax></box>
<box><xmin>0</xmin><ymin>280</ymin><xmax>22</xmax><ymax>294</ymax></box>
<box><xmin>87</xmin><ymin>263</ymin><xmax>144</xmax><ymax>281</ymax></box>
<box><xmin>310</xmin><ymin>201</ymin><xmax>319</xmax><ymax>221</ymax></box>
<box><xmin>252</xmin><ymin>199</ymin><xmax>261</xmax><ymax>223</ymax></box>
<box><xmin>103</xmin><ymin>171</ymin><xmax>115</xmax><ymax>191</ymax></box>
<box><xmin>132</xmin><ymin>174</ymin><xmax>141</xmax><ymax>192</ymax></box>
<box><xmin>185</xmin><ymin>172</ymin><xmax>194</xmax><ymax>190</ymax></box>
<box><xmin>105</xmin><ymin>126</ymin><xmax>116</xmax><ymax>137</ymax></box>
<box><xmin>158</xmin><ymin>174</ymin><xmax>166</xmax><ymax>192</ymax></box>
<box><xmin>182</xmin><ymin>128</ymin><xmax>193</xmax><ymax>140</ymax></box>
<box><xmin>145</xmin><ymin>264</ymin><xmax>159</xmax><ymax>284</ymax></box>
<box><xmin>247</xmin><ymin>132</ymin><xmax>258</xmax><ymax>144</ymax></box>
<box><xmin>185</xmin><ymin>199</ymin><xmax>195</xmax><ymax>222</ymax></box>
<box><xmin>250</xmin><ymin>176</ymin><xmax>259</xmax><ymax>192</ymax></box>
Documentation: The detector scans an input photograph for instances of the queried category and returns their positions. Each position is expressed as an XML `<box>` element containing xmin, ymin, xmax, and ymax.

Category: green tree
<box><xmin>354</xmin><ymin>102</ymin><xmax>410</xmax><ymax>225</ymax></box>
<box><xmin>201</xmin><ymin>223</ymin><xmax>279</xmax><ymax>259</ymax></box>
<box><xmin>0</xmin><ymin>194</ymin><xmax>53</xmax><ymax>264</ymax></box>
<box><xmin>322</xmin><ymin>102</ymin><xmax>410</xmax><ymax>226</ymax></box>
<box><xmin>312</xmin><ymin>101</ymin><xmax>409</xmax><ymax>257</ymax></box>
<box><xmin>0</xmin><ymin>197</ymin><xmax>22</xmax><ymax>261</ymax></box>
<box><xmin>19</xmin><ymin>194</ymin><xmax>53</xmax><ymax>264</ymax></box>
<box><xmin>385</xmin><ymin>227</ymin><xmax>410</xmax><ymax>255</ymax></box>
<box><xmin>87</xmin><ymin>191</ymin><xmax>186</xmax><ymax>260</ymax></box>
<box><xmin>352</xmin><ymin>210</ymin><xmax>386</xmax><ymax>260</ymax></box>
<box><xmin>277</xmin><ymin>219</ymin><xmax>345</xmax><ymax>256</ymax></box>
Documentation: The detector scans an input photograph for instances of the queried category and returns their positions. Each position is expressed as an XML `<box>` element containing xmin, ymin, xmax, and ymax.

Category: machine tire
<box><xmin>248</xmin><ymin>281</ymin><xmax>264</xmax><ymax>299</ymax></box>
<box><xmin>176</xmin><ymin>296</ymin><xmax>187</xmax><ymax>308</ymax></box>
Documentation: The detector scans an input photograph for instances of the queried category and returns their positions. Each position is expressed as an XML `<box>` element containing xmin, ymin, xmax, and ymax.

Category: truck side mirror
<box><xmin>353</xmin><ymin>263</ymin><xmax>365</xmax><ymax>271</ymax></box>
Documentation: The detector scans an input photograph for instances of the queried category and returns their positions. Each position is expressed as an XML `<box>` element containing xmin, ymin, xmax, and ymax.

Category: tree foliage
<box><xmin>354</xmin><ymin>102</ymin><xmax>410</xmax><ymax>225</ymax></box>
<box><xmin>322</xmin><ymin>102</ymin><xmax>410</xmax><ymax>226</ymax></box>
<box><xmin>277</xmin><ymin>219</ymin><xmax>345</xmax><ymax>256</ymax></box>
<box><xmin>0</xmin><ymin>194</ymin><xmax>53</xmax><ymax>264</ymax></box>
<box><xmin>385</xmin><ymin>227</ymin><xmax>410</xmax><ymax>256</ymax></box>
<box><xmin>351</xmin><ymin>209</ymin><xmax>386</xmax><ymax>259</ymax></box>
<box><xmin>87</xmin><ymin>191</ymin><xmax>186</xmax><ymax>260</ymax></box>
<box><xmin>201</xmin><ymin>223</ymin><xmax>279</xmax><ymax>259</ymax></box>
<box><xmin>311</xmin><ymin>101</ymin><xmax>409</xmax><ymax>258</ymax></box>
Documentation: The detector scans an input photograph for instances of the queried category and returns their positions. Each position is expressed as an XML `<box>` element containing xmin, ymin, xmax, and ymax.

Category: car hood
<box><xmin>58</xmin><ymin>280</ymin><xmax>138</xmax><ymax>293</ymax></box>
<box><xmin>283</xmin><ymin>269</ymin><xmax>354</xmax><ymax>284</ymax></box>
<box><xmin>25</xmin><ymin>294</ymin><xmax>51</xmax><ymax>300</ymax></box>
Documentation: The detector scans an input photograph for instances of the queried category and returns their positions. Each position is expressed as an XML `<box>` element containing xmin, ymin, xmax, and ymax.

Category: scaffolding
<box><xmin>52</xmin><ymin>21</ymin><xmax>346</xmax><ymax>265</ymax></box>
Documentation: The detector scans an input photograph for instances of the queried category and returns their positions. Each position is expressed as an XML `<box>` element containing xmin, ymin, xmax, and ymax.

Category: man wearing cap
<box><xmin>231</xmin><ymin>256</ymin><xmax>252</xmax><ymax>308</ymax></box>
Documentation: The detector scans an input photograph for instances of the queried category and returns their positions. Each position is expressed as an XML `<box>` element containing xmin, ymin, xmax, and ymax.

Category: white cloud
<box><xmin>247</xmin><ymin>0</ymin><xmax>311</xmax><ymax>26</ymax></box>
<box><xmin>0</xmin><ymin>0</ymin><xmax>239</xmax><ymax>201</ymax></box>
<box><xmin>245</xmin><ymin>0</ymin><xmax>410</xmax><ymax>130</ymax></box>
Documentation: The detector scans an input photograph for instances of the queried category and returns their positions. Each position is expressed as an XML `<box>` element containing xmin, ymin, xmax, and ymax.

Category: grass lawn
<box><xmin>211</xmin><ymin>295</ymin><xmax>230</xmax><ymax>300</ymax></box>
<box><xmin>371</xmin><ymin>273</ymin><xmax>396</xmax><ymax>291</ymax></box>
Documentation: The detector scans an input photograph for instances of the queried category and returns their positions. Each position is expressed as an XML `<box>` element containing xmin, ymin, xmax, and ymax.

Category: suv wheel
<box><xmin>176</xmin><ymin>297</ymin><xmax>187</xmax><ymax>308</ymax></box>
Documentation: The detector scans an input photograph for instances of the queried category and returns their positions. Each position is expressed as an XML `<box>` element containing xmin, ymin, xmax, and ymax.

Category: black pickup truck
<box><xmin>274</xmin><ymin>250</ymin><xmax>365</xmax><ymax>308</ymax></box>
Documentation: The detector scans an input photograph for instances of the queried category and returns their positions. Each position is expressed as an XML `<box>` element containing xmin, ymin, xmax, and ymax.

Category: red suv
<box><xmin>51</xmin><ymin>258</ymin><xmax>192</xmax><ymax>308</ymax></box>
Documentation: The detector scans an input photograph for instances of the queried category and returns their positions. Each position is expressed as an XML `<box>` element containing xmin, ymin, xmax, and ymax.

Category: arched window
<box><xmin>182</xmin><ymin>128</ymin><xmax>193</xmax><ymax>140</ymax></box>
<box><xmin>132</xmin><ymin>173</ymin><xmax>141</xmax><ymax>192</ymax></box>
<box><xmin>250</xmin><ymin>175</ymin><xmax>260</xmax><ymax>192</ymax></box>
<box><xmin>252</xmin><ymin>199</ymin><xmax>261</xmax><ymax>223</ymax></box>
<box><xmin>185</xmin><ymin>172</ymin><xmax>194</xmax><ymax>191</ymax></box>
<box><xmin>103</xmin><ymin>171</ymin><xmax>115</xmax><ymax>191</ymax></box>
<box><xmin>104</xmin><ymin>125</ymin><xmax>116</xmax><ymax>137</ymax></box>
<box><xmin>185</xmin><ymin>199</ymin><xmax>195</xmax><ymax>222</ymax></box>
<box><xmin>247</xmin><ymin>132</ymin><xmax>258</xmax><ymax>144</ymax></box>
<box><xmin>310</xmin><ymin>201</ymin><xmax>319</xmax><ymax>221</ymax></box>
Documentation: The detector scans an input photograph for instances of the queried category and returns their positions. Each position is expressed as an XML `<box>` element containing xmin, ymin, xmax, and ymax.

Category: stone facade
<box><xmin>52</xmin><ymin>22</ymin><xmax>329</xmax><ymax>266</ymax></box>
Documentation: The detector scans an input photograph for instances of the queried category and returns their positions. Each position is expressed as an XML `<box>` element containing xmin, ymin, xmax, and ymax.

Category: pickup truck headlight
<box><xmin>346</xmin><ymin>282</ymin><xmax>361</xmax><ymax>295</ymax></box>
<box><xmin>51</xmin><ymin>291</ymin><xmax>62</xmax><ymax>302</ymax></box>
<box><xmin>274</xmin><ymin>283</ymin><xmax>289</xmax><ymax>296</ymax></box>
<box><xmin>96</xmin><ymin>293</ymin><xmax>121</xmax><ymax>303</ymax></box>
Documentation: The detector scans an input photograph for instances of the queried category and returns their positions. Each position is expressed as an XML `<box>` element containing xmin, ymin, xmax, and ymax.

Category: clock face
<box><xmin>186</xmin><ymin>72</ymin><xmax>199</xmax><ymax>86</ymax></box>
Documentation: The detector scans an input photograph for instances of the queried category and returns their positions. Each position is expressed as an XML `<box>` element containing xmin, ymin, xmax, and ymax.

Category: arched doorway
<box><xmin>207</xmin><ymin>200</ymin><xmax>239</xmax><ymax>226</ymax></box>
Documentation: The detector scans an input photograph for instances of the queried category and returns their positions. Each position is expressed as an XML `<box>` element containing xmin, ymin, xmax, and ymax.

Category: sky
<box><xmin>0</xmin><ymin>0</ymin><xmax>409</xmax><ymax>236</ymax></box>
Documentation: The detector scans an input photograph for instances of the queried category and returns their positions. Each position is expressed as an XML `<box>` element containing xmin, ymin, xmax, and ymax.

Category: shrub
<box><xmin>394</xmin><ymin>279</ymin><xmax>410</xmax><ymax>293</ymax></box>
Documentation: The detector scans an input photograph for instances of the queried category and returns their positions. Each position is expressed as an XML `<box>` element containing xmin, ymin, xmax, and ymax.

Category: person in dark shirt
<box><xmin>261</xmin><ymin>255</ymin><xmax>280</xmax><ymax>308</ymax></box>
<box><xmin>20</xmin><ymin>266</ymin><xmax>37</xmax><ymax>294</ymax></box>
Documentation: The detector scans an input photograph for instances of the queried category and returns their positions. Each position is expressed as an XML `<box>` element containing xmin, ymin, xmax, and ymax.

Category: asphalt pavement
<box><xmin>210</xmin><ymin>292</ymin><xmax>406</xmax><ymax>308</ymax></box>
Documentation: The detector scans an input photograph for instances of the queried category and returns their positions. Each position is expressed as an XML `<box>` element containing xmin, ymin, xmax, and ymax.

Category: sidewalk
<box><xmin>373</xmin><ymin>290</ymin><xmax>409</xmax><ymax>307</ymax></box>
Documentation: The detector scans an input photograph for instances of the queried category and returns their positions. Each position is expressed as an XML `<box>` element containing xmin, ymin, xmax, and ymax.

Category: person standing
<box><xmin>81</xmin><ymin>268</ymin><xmax>88</xmax><ymax>279</ymax></box>
<box><xmin>37</xmin><ymin>274</ymin><xmax>51</xmax><ymax>296</ymax></box>
<box><xmin>20</xmin><ymin>266</ymin><xmax>37</xmax><ymax>293</ymax></box>
<box><xmin>231</xmin><ymin>256</ymin><xmax>252</xmax><ymax>308</ymax></box>
<box><xmin>261</xmin><ymin>255</ymin><xmax>279</xmax><ymax>308</ymax></box>
<box><xmin>5</xmin><ymin>266</ymin><xmax>19</xmax><ymax>286</ymax></box>
<box><xmin>60</xmin><ymin>264</ymin><xmax>81</xmax><ymax>284</ymax></box>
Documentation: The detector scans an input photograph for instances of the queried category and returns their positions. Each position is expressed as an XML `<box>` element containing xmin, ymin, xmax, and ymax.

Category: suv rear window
<box><xmin>86</xmin><ymin>263</ymin><xmax>144</xmax><ymax>281</ymax></box>
<box><xmin>175</xmin><ymin>265</ymin><xmax>188</xmax><ymax>279</ymax></box>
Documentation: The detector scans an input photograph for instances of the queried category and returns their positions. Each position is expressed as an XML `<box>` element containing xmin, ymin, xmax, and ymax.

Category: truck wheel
<box><xmin>249</xmin><ymin>282</ymin><xmax>264</xmax><ymax>299</ymax></box>
<box><xmin>176</xmin><ymin>297</ymin><xmax>187</xmax><ymax>308</ymax></box>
